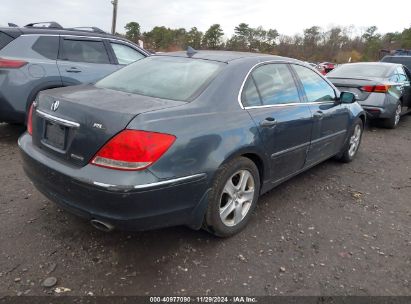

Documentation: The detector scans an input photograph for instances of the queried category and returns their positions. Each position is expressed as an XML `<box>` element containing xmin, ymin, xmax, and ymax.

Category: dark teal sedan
<box><xmin>19</xmin><ymin>51</ymin><xmax>366</xmax><ymax>237</ymax></box>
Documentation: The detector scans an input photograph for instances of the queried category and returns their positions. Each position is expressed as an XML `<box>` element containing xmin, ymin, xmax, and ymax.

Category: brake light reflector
<box><xmin>27</xmin><ymin>103</ymin><xmax>35</xmax><ymax>135</ymax></box>
<box><xmin>0</xmin><ymin>58</ymin><xmax>27</xmax><ymax>69</ymax></box>
<box><xmin>361</xmin><ymin>84</ymin><xmax>391</xmax><ymax>93</ymax></box>
<box><xmin>91</xmin><ymin>130</ymin><xmax>176</xmax><ymax>171</ymax></box>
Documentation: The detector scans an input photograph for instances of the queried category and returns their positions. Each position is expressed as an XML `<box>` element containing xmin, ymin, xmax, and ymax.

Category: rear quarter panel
<box><xmin>127</xmin><ymin>60</ymin><xmax>271</xmax><ymax>187</ymax></box>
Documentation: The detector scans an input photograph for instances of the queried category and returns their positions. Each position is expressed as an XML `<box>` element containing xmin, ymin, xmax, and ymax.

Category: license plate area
<box><xmin>42</xmin><ymin>121</ymin><xmax>67</xmax><ymax>151</ymax></box>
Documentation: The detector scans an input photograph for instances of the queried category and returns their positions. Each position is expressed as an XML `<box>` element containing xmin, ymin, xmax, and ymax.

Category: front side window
<box><xmin>243</xmin><ymin>64</ymin><xmax>300</xmax><ymax>106</ymax></box>
<box><xmin>293</xmin><ymin>65</ymin><xmax>335</xmax><ymax>102</ymax></box>
<box><xmin>111</xmin><ymin>43</ymin><xmax>145</xmax><ymax>64</ymax></box>
<box><xmin>96</xmin><ymin>56</ymin><xmax>224</xmax><ymax>101</ymax></box>
<box><xmin>61</xmin><ymin>39</ymin><xmax>110</xmax><ymax>64</ymax></box>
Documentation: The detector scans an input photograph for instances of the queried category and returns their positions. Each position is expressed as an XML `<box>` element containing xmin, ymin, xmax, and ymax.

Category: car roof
<box><xmin>340</xmin><ymin>62</ymin><xmax>401</xmax><ymax>68</ymax></box>
<box><xmin>0</xmin><ymin>26</ymin><xmax>125</xmax><ymax>40</ymax></box>
<box><xmin>157</xmin><ymin>50</ymin><xmax>299</xmax><ymax>64</ymax></box>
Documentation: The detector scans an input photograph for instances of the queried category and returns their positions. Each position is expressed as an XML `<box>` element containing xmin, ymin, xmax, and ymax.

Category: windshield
<box><xmin>96</xmin><ymin>56</ymin><xmax>224</xmax><ymax>101</ymax></box>
<box><xmin>327</xmin><ymin>64</ymin><xmax>391</xmax><ymax>78</ymax></box>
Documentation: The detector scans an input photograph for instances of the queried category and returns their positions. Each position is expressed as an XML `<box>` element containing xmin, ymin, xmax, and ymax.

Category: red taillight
<box><xmin>361</xmin><ymin>84</ymin><xmax>390</xmax><ymax>93</ymax></box>
<box><xmin>91</xmin><ymin>130</ymin><xmax>176</xmax><ymax>171</ymax></box>
<box><xmin>373</xmin><ymin>85</ymin><xmax>391</xmax><ymax>93</ymax></box>
<box><xmin>27</xmin><ymin>103</ymin><xmax>35</xmax><ymax>135</ymax></box>
<box><xmin>0</xmin><ymin>58</ymin><xmax>27</xmax><ymax>69</ymax></box>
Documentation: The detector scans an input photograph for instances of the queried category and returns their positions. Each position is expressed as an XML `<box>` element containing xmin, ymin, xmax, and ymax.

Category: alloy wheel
<box><xmin>219</xmin><ymin>170</ymin><xmax>255</xmax><ymax>227</ymax></box>
<box><xmin>394</xmin><ymin>104</ymin><xmax>401</xmax><ymax>126</ymax></box>
<box><xmin>348</xmin><ymin>124</ymin><xmax>362</xmax><ymax>158</ymax></box>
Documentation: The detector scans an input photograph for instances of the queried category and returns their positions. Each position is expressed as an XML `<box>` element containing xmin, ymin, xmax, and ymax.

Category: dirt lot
<box><xmin>0</xmin><ymin>117</ymin><xmax>410</xmax><ymax>297</ymax></box>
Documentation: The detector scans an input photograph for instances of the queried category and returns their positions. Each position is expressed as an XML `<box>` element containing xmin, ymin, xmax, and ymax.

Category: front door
<box><xmin>291</xmin><ymin>64</ymin><xmax>351</xmax><ymax>166</ymax></box>
<box><xmin>241</xmin><ymin>63</ymin><xmax>313</xmax><ymax>182</ymax></box>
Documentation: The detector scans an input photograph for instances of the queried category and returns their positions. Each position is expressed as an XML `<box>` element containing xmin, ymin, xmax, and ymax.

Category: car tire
<box><xmin>381</xmin><ymin>102</ymin><xmax>401</xmax><ymax>129</ymax></box>
<box><xmin>336</xmin><ymin>118</ymin><xmax>363</xmax><ymax>163</ymax></box>
<box><xmin>203</xmin><ymin>157</ymin><xmax>260</xmax><ymax>237</ymax></box>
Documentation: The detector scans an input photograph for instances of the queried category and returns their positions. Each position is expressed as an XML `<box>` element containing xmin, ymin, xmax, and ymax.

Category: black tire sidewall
<box><xmin>205</xmin><ymin>157</ymin><xmax>260</xmax><ymax>237</ymax></box>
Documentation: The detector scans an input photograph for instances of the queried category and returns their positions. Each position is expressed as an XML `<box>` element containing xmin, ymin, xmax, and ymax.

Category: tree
<box><xmin>202</xmin><ymin>24</ymin><xmax>224</xmax><ymax>49</ymax></box>
<box><xmin>185</xmin><ymin>27</ymin><xmax>203</xmax><ymax>49</ymax></box>
<box><xmin>124</xmin><ymin>22</ymin><xmax>141</xmax><ymax>42</ymax></box>
<box><xmin>233</xmin><ymin>23</ymin><xmax>251</xmax><ymax>51</ymax></box>
<box><xmin>362</xmin><ymin>26</ymin><xmax>382</xmax><ymax>60</ymax></box>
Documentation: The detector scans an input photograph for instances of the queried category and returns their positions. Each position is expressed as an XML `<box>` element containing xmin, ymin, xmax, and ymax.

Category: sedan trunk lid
<box><xmin>31</xmin><ymin>85</ymin><xmax>185</xmax><ymax>166</ymax></box>
<box><xmin>327</xmin><ymin>76</ymin><xmax>386</xmax><ymax>101</ymax></box>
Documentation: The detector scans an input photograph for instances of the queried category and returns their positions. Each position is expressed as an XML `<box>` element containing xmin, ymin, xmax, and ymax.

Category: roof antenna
<box><xmin>187</xmin><ymin>46</ymin><xmax>198</xmax><ymax>58</ymax></box>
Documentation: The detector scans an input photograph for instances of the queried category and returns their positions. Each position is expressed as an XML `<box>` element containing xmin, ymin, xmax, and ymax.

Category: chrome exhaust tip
<box><xmin>90</xmin><ymin>219</ymin><xmax>114</xmax><ymax>232</ymax></box>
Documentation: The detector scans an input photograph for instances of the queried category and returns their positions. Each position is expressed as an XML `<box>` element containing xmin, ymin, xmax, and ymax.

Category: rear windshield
<box><xmin>328</xmin><ymin>64</ymin><xmax>390</xmax><ymax>78</ymax></box>
<box><xmin>0</xmin><ymin>32</ymin><xmax>14</xmax><ymax>50</ymax></box>
<box><xmin>96</xmin><ymin>56</ymin><xmax>224</xmax><ymax>101</ymax></box>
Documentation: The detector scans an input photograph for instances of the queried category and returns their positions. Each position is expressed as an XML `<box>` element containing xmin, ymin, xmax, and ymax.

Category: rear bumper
<box><xmin>361</xmin><ymin>106</ymin><xmax>384</xmax><ymax>119</ymax></box>
<box><xmin>18</xmin><ymin>132</ymin><xmax>210</xmax><ymax>231</ymax></box>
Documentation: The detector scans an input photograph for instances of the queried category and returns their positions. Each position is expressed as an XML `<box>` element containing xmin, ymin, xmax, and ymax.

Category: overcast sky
<box><xmin>1</xmin><ymin>0</ymin><xmax>410</xmax><ymax>37</ymax></box>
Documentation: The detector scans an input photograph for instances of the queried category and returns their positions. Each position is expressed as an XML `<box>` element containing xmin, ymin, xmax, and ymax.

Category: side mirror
<box><xmin>339</xmin><ymin>91</ymin><xmax>356</xmax><ymax>104</ymax></box>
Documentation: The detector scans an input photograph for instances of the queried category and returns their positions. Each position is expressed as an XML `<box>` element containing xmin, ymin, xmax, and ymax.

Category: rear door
<box><xmin>291</xmin><ymin>64</ymin><xmax>350</xmax><ymax>165</ymax></box>
<box><xmin>242</xmin><ymin>63</ymin><xmax>313</xmax><ymax>182</ymax></box>
<box><xmin>57</xmin><ymin>36</ymin><xmax>118</xmax><ymax>86</ymax></box>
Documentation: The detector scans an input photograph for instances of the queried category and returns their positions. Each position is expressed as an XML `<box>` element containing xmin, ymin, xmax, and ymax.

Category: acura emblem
<box><xmin>51</xmin><ymin>100</ymin><xmax>60</xmax><ymax>112</ymax></box>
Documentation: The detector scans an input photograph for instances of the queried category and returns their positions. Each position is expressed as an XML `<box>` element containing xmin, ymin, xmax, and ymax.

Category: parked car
<box><xmin>0</xmin><ymin>22</ymin><xmax>149</xmax><ymax>124</ymax></box>
<box><xmin>19</xmin><ymin>51</ymin><xmax>365</xmax><ymax>237</ymax></box>
<box><xmin>319</xmin><ymin>62</ymin><xmax>336</xmax><ymax>74</ymax></box>
<box><xmin>327</xmin><ymin>62</ymin><xmax>411</xmax><ymax>128</ymax></box>
<box><xmin>381</xmin><ymin>55</ymin><xmax>411</xmax><ymax>73</ymax></box>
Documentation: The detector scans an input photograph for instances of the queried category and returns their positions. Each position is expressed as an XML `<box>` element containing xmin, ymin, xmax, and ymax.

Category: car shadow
<box><xmin>0</xmin><ymin>123</ymin><xmax>26</xmax><ymax>144</ymax></box>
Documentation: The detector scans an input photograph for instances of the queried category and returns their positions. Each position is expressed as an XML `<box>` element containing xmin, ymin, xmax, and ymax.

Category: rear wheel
<box><xmin>337</xmin><ymin>119</ymin><xmax>363</xmax><ymax>163</ymax></box>
<box><xmin>381</xmin><ymin>102</ymin><xmax>401</xmax><ymax>129</ymax></box>
<box><xmin>203</xmin><ymin>157</ymin><xmax>260</xmax><ymax>237</ymax></box>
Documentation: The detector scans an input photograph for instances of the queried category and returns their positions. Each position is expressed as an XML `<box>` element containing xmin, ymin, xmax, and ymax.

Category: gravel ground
<box><xmin>0</xmin><ymin>116</ymin><xmax>410</xmax><ymax>297</ymax></box>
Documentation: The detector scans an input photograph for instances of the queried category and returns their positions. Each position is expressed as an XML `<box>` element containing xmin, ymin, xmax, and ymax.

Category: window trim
<box><xmin>238</xmin><ymin>60</ymin><xmax>337</xmax><ymax>109</ymax></box>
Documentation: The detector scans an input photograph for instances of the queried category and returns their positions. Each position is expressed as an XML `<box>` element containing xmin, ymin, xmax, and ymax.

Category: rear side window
<box><xmin>247</xmin><ymin>64</ymin><xmax>300</xmax><ymax>106</ymax></box>
<box><xmin>61</xmin><ymin>39</ymin><xmax>109</xmax><ymax>64</ymax></box>
<box><xmin>111</xmin><ymin>43</ymin><xmax>145</xmax><ymax>64</ymax></box>
<box><xmin>0</xmin><ymin>32</ymin><xmax>14</xmax><ymax>50</ymax></box>
<box><xmin>32</xmin><ymin>36</ymin><xmax>59</xmax><ymax>60</ymax></box>
<box><xmin>293</xmin><ymin>65</ymin><xmax>336</xmax><ymax>102</ymax></box>
<box><xmin>242</xmin><ymin>78</ymin><xmax>262</xmax><ymax>107</ymax></box>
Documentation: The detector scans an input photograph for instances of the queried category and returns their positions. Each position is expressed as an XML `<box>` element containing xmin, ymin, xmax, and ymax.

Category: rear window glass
<box><xmin>32</xmin><ymin>36</ymin><xmax>59</xmax><ymax>60</ymax></box>
<box><xmin>0</xmin><ymin>32</ymin><xmax>14</xmax><ymax>50</ymax></box>
<box><xmin>328</xmin><ymin>64</ymin><xmax>390</xmax><ymax>78</ymax></box>
<box><xmin>61</xmin><ymin>39</ymin><xmax>109</xmax><ymax>64</ymax></box>
<box><xmin>96</xmin><ymin>56</ymin><xmax>224</xmax><ymax>101</ymax></box>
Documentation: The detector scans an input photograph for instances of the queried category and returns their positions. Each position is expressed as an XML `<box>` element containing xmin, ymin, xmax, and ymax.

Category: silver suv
<box><xmin>0</xmin><ymin>22</ymin><xmax>149</xmax><ymax>123</ymax></box>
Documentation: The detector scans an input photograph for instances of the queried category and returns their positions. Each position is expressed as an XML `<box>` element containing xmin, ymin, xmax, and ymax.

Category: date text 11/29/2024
<box><xmin>149</xmin><ymin>296</ymin><xmax>258</xmax><ymax>303</ymax></box>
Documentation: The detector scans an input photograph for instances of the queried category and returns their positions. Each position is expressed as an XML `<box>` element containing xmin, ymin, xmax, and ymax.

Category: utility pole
<box><xmin>111</xmin><ymin>0</ymin><xmax>118</xmax><ymax>34</ymax></box>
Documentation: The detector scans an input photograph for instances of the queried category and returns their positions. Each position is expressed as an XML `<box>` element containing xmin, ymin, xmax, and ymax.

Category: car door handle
<box><xmin>313</xmin><ymin>111</ymin><xmax>324</xmax><ymax>119</ymax></box>
<box><xmin>260</xmin><ymin>117</ymin><xmax>277</xmax><ymax>127</ymax></box>
<box><xmin>66</xmin><ymin>67</ymin><xmax>82</xmax><ymax>73</ymax></box>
